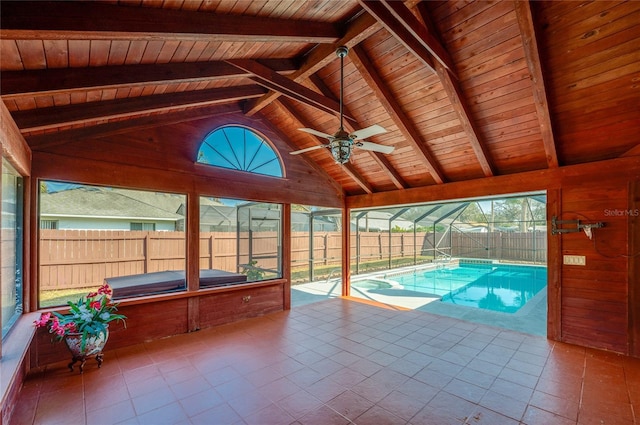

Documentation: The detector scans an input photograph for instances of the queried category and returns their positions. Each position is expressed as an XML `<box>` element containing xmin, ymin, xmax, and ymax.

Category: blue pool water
<box><xmin>391</xmin><ymin>263</ymin><xmax>547</xmax><ymax>313</ymax></box>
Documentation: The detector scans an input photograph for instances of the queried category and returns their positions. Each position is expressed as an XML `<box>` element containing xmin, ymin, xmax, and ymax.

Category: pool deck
<box><xmin>291</xmin><ymin>271</ymin><xmax>547</xmax><ymax>337</ymax></box>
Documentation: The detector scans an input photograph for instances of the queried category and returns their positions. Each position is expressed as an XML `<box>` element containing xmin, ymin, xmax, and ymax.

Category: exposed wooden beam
<box><xmin>436</xmin><ymin>62</ymin><xmax>495</xmax><ymax>177</ymax></box>
<box><xmin>307</xmin><ymin>74</ymin><xmax>407</xmax><ymax>190</ymax></box>
<box><xmin>362</xmin><ymin>1</ymin><xmax>495</xmax><ymax>176</ymax></box>
<box><xmin>356</xmin><ymin>1</ymin><xmax>494</xmax><ymax>176</ymax></box>
<box><xmin>350</xmin><ymin>45</ymin><xmax>446</xmax><ymax>184</ymax></box>
<box><xmin>514</xmin><ymin>0</ymin><xmax>559</xmax><ymax>168</ymax></box>
<box><xmin>378</xmin><ymin>0</ymin><xmax>457</xmax><ymax>75</ymax></box>
<box><xmin>226</xmin><ymin>59</ymin><xmax>355</xmax><ymax>122</ymax></box>
<box><xmin>623</xmin><ymin>143</ymin><xmax>640</xmax><ymax>157</ymax></box>
<box><xmin>358</xmin><ymin>1</ymin><xmax>437</xmax><ymax>74</ymax></box>
<box><xmin>12</xmin><ymin>85</ymin><xmax>266</xmax><ymax>133</ymax></box>
<box><xmin>341</xmin><ymin>164</ymin><xmax>375</xmax><ymax>195</ymax></box>
<box><xmin>414</xmin><ymin>2</ymin><xmax>496</xmax><ymax>177</ymax></box>
<box><xmin>26</xmin><ymin>104</ymin><xmax>244</xmax><ymax>151</ymax></box>
<box><xmin>0</xmin><ymin>101</ymin><xmax>31</xmax><ymax>177</ymax></box>
<box><xmin>242</xmin><ymin>11</ymin><xmax>381</xmax><ymax>117</ymax></box>
<box><xmin>277</xmin><ymin>98</ymin><xmax>374</xmax><ymax>194</ymax></box>
<box><xmin>366</xmin><ymin>151</ymin><xmax>408</xmax><ymax>190</ymax></box>
<box><xmin>0</xmin><ymin>1</ymin><xmax>341</xmax><ymax>43</ymax></box>
<box><xmin>1</xmin><ymin>59</ymin><xmax>298</xmax><ymax>98</ymax></box>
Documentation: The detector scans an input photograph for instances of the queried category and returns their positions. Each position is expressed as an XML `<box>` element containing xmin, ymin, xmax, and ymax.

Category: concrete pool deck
<box><xmin>291</xmin><ymin>273</ymin><xmax>547</xmax><ymax>337</ymax></box>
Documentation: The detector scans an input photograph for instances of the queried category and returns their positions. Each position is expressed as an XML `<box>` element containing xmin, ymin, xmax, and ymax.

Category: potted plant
<box><xmin>34</xmin><ymin>283</ymin><xmax>126</xmax><ymax>372</ymax></box>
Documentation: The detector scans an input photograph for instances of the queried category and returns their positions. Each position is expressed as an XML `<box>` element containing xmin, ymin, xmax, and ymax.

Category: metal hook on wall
<box><xmin>551</xmin><ymin>216</ymin><xmax>604</xmax><ymax>239</ymax></box>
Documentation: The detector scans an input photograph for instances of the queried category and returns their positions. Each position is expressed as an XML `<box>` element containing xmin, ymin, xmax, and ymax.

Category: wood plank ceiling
<box><xmin>1</xmin><ymin>0</ymin><xmax>639</xmax><ymax>196</ymax></box>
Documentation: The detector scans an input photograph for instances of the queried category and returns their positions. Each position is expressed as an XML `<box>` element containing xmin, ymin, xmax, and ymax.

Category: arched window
<box><xmin>196</xmin><ymin>126</ymin><xmax>283</xmax><ymax>177</ymax></box>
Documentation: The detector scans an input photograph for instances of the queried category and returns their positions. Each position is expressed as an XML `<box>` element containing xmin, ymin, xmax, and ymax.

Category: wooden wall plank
<box><xmin>198</xmin><ymin>284</ymin><xmax>284</xmax><ymax>328</ymax></box>
<box><xmin>630</xmin><ymin>180</ymin><xmax>640</xmax><ymax>357</ymax></box>
<box><xmin>547</xmin><ymin>188</ymin><xmax>562</xmax><ymax>340</ymax></box>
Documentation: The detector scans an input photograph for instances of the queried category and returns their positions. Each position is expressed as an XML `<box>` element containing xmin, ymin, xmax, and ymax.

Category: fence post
<box><xmin>209</xmin><ymin>235</ymin><xmax>214</xmax><ymax>268</ymax></box>
<box><xmin>356</xmin><ymin>232</ymin><xmax>360</xmax><ymax>274</ymax></box>
<box><xmin>144</xmin><ymin>233</ymin><xmax>151</xmax><ymax>273</ymax></box>
<box><xmin>388</xmin><ymin>231</ymin><xmax>392</xmax><ymax>269</ymax></box>
<box><xmin>323</xmin><ymin>234</ymin><xmax>328</xmax><ymax>265</ymax></box>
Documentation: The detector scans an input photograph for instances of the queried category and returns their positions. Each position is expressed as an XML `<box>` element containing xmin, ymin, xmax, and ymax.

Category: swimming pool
<box><xmin>379</xmin><ymin>262</ymin><xmax>547</xmax><ymax>313</ymax></box>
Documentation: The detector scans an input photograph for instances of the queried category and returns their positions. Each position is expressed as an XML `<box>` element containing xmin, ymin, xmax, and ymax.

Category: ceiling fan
<box><xmin>290</xmin><ymin>46</ymin><xmax>394</xmax><ymax>164</ymax></box>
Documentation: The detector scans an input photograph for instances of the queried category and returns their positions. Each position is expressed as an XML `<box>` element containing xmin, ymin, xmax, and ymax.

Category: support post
<box><xmin>308</xmin><ymin>212</ymin><xmax>314</xmax><ymax>281</ymax></box>
<box><xmin>342</xmin><ymin>207</ymin><xmax>350</xmax><ymax>296</ymax></box>
<box><xmin>283</xmin><ymin>203</ymin><xmax>291</xmax><ymax>310</ymax></box>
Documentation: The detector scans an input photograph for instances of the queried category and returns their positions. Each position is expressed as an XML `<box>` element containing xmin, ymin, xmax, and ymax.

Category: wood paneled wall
<box><xmin>31</xmin><ymin>112</ymin><xmax>343</xmax><ymax>207</ymax></box>
<box><xmin>630</xmin><ymin>181</ymin><xmax>640</xmax><ymax>357</ymax></box>
<box><xmin>33</xmin><ymin>281</ymin><xmax>286</xmax><ymax>366</ymax></box>
<box><xmin>559</xmin><ymin>174</ymin><xmax>630</xmax><ymax>353</ymax></box>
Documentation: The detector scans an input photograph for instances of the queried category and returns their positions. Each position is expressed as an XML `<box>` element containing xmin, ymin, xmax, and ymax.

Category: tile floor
<box><xmin>10</xmin><ymin>297</ymin><xmax>640</xmax><ymax>425</ymax></box>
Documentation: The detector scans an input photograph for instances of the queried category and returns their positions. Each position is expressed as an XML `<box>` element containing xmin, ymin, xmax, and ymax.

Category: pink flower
<box><xmin>97</xmin><ymin>283</ymin><xmax>113</xmax><ymax>298</ymax></box>
<box><xmin>50</xmin><ymin>318</ymin><xmax>66</xmax><ymax>336</ymax></box>
<box><xmin>90</xmin><ymin>300</ymin><xmax>101</xmax><ymax>310</ymax></box>
<box><xmin>34</xmin><ymin>312</ymin><xmax>51</xmax><ymax>327</ymax></box>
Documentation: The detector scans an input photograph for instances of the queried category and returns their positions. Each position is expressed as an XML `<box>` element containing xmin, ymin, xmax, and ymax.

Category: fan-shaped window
<box><xmin>197</xmin><ymin>126</ymin><xmax>283</xmax><ymax>177</ymax></box>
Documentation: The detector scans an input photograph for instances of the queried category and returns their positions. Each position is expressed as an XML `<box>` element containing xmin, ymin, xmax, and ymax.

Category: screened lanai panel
<box><xmin>349</xmin><ymin>193</ymin><xmax>547</xmax><ymax>273</ymax></box>
<box><xmin>290</xmin><ymin>206</ymin><xmax>343</xmax><ymax>283</ymax></box>
<box><xmin>350</xmin><ymin>202</ymin><xmax>473</xmax><ymax>232</ymax></box>
<box><xmin>199</xmin><ymin>199</ymin><xmax>282</xmax><ymax>286</ymax></box>
<box><xmin>236</xmin><ymin>202</ymin><xmax>282</xmax><ymax>281</ymax></box>
<box><xmin>412</xmin><ymin>203</ymin><xmax>471</xmax><ymax>227</ymax></box>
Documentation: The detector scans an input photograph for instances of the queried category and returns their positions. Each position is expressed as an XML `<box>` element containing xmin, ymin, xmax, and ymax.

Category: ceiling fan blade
<box><xmin>356</xmin><ymin>141</ymin><xmax>395</xmax><ymax>155</ymax></box>
<box><xmin>350</xmin><ymin>124</ymin><xmax>387</xmax><ymax>140</ymax></box>
<box><xmin>289</xmin><ymin>144</ymin><xmax>327</xmax><ymax>155</ymax></box>
<box><xmin>298</xmin><ymin>128</ymin><xmax>333</xmax><ymax>139</ymax></box>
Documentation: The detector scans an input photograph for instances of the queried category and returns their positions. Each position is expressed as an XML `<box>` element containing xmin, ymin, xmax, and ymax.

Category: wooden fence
<box><xmin>39</xmin><ymin>230</ymin><xmax>280</xmax><ymax>290</ymax></box>
<box><xmin>449</xmin><ymin>231</ymin><xmax>547</xmax><ymax>263</ymax></box>
<box><xmin>39</xmin><ymin>229</ymin><xmax>546</xmax><ymax>290</ymax></box>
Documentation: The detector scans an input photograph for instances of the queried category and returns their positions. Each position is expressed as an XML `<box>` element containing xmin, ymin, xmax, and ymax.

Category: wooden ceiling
<box><xmin>1</xmin><ymin>1</ymin><xmax>639</xmax><ymax>196</ymax></box>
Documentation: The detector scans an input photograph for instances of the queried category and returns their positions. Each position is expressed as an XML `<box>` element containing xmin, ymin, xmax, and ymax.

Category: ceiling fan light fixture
<box><xmin>291</xmin><ymin>46</ymin><xmax>393</xmax><ymax>163</ymax></box>
<box><xmin>330</xmin><ymin>139</ymin><xmax>352</xmax><ymax>164</ymax></box>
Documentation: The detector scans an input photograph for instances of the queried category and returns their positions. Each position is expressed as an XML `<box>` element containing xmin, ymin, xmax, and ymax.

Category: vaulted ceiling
<box><xmin>1</xmin><ymin>1</ymin><xmax>639</xmax><ymax>196</ymax></box>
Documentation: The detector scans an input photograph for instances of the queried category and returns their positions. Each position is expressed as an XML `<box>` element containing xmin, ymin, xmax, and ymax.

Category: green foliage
<box><xmin>242</xmin><ymin>260</ymin><xmax>265</xmax><ymax>281</ymax></box>
<box><xmin>414</xmin><ymin>224</ymin><xmax>447</xmax><ymax>232</ymax></box>
<box><xmin>391</xmin><ymin>225</ymin><xmax>408</xmax><ymax>233</ymax></box>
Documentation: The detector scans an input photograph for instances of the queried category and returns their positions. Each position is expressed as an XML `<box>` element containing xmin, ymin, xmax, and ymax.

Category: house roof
<box><xmin>2</xmin><ymin>1</ymin><xmax>638</xmax><ymax>197</ymax></box>
<box><xmin>40</xmin><ymin>187</ymin><xmax>183</xmax><ymax>221</ymax></box>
